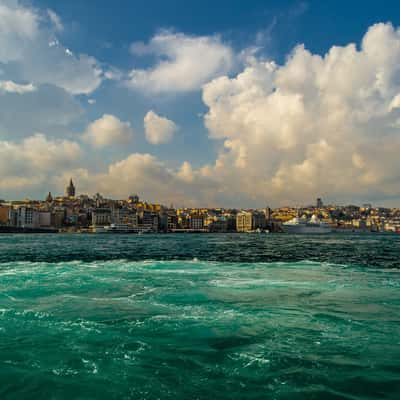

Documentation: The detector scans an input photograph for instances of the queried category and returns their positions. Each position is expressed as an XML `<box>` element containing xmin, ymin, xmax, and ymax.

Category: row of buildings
<box><xmin>1</xmin><ymin>180</ymin><xmax>400</xmax><ymax>233</ymax></box>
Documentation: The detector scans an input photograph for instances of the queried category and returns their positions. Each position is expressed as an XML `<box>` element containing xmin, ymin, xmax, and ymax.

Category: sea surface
<box><xmin>0</xmin><ymin>233</ymin><xmax>399</xmax><ymax>399</ymax></box>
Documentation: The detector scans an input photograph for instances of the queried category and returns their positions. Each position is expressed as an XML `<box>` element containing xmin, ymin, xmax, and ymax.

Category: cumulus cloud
<box><xmin>177</xmin><ymin>161</ymin><xmax>194</xmax><ymax>183</ymax></box>
<box><xmin>52</xmin><ymin>154</ymin><xmax>175</xmax><ymax>200</ymax></box>
<box><xmin>54</xmin><ymin>153</ymin><xmax>219</xmax><ymax>206</ymax></box>
<box><xmin>127</xmin><ymin>31</ymin><xmax>234</xmax><ymax>93</ymax></box>
<box><xmin>144</xmin><ymin>110</ymin><xmax>178</xmax><ymax>144</ymax></box>
<box><xmin>200</xmin><ymin>22</ymin><xmax>400</xmax><ymax>205</ymax></box>
<box><xmin>0</xmin><ymin>80</ymin><xmax>36</xmax><ymax>94</ymax></box>
<box><xmin>0</xmin><ymin>133</ymin><xmax>81</xmax><ymax>191</ymax></box>
<box><xmin>82</xmin><ymin>114</ymin><xmax>134</xmax><ymax>148</ymax></box>
<box><xmin>0</xmin><ymin>0</ymin><xmax>102</xmax><ymax>94</ymax></box>
<box><xmin>4</xmin><ymin>21</ymin><xmax>400</xmax><ymax>207</ymax></box>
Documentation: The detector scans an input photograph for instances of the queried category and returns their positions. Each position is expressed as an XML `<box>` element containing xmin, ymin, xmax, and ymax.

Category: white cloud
<box><xmin>0</xmin><ymin>0</ymin><xmax>39</xmax><ymax>62</ymax></box>
<box><xmin>82</xmin><ymin>114</ymin><xmax>134</xmax><ymax>148</ymax></box>
<box><xmin>389</xmin><ymin>93</ymin><xmax>400</xmax><ymax>111</ymax></box>
<box><xmin>47</xmin><ymin>9</ymin><xmax>63</xmax><ymax>32</ymax></box>
<box><xmin>53</xmin><ymin>153</ymin><xmax>177</xmax><ymax>201</ymax></box>
<box><xmin>144</xmin><ymin>110</ymin><xmax>178</xmax><ymax>144</ymax></box>
<box><xmin>0</xmin><ymin>133</ymin><xmax>81</xmax><ymax>190</ymax></box>
<box><xmin>0</xmin><ymin>1</ymin><xmax>102</xmax><ymax>95</ymax></box>
<box><xmin>4</xmin><ymin>22</ymin><xmax>400</xmax><ymax>206</ymax></box>
<box><xmin>104</xmin><ymin>67</ymin><xmax>123</xmax><ymax>81</ymax></box>
<box><xmin>54</xmin><ymin>152</ymin><xmax>219</xmax><ymax>206</ymax></box>
<box><xmin>177</xmin><ymin>161</ymin><xmax>194</xmax><ymax>182</ymax></box>
<box><xmin>200</xmin><ymin>22</ymin><xmax>400</xmax><ymax>205</ymax></box>
<box><xmin>127</xmin><ymin>31</ymin><xmax>234</xmax><ymax>93</ymax></box>
<box><xmin>0</xmin><ymin>80</ymin><xmax>36</xmax><ymax>94</ymax></box>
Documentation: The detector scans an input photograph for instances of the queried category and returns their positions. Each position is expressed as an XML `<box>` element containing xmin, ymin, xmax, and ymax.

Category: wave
<box><xmin>0</xmin><ymin>258</ymin><xmax>355</xmax><ymax>268</ymax></box>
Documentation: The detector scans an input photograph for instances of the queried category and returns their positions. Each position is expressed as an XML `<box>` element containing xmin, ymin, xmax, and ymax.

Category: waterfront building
<box><xmin>92</xmin><ymin>208</ymin><xmax>111</xmax><ymax>226</ymax></box>
<box><xmin>189</xmin><ymin>214</ymin><xmax>204</xmax><ymax>230</ymax></box>
<box><xmin>236</xmin><ymin>211</ymin><xmax>266</xmax><ymax>232</ymax></box>
<box><xmin>352</xmin><ymin>219</ymin><xmax>367</xmax><ymax>231</ymax></box>
<box><xmin>51</xmin><ymin>208</ymin><xmax>66</xmax><ymax>228</ymax></box>
<box><xmin>208</xmin><ymin>217</ymin><xmax>228</xmax><ymax>233</ymax></box>
<box><xmin>178</xmin><ymin>213</ymin><xmax>190</xmax><ymax>229</ymax></box>
<box><xmin>236</xmin><ymin>211</ymin><xmax>252</xmax><ymax>232</ymax></box>
<box><xmin>139</xmin><ymin>210</ymin><xmax>159</xmax><ymax>232</ymax></box>
<box><xmin>111</xmin><ymin>207</ymin><xmax>129</xmax><ymax>224</ymax></box>
<box><xmin>317</xmin><ymin>198</ymin><xmax>323</xmax><ymax>209</ymax></box>
<box><xmin>264</xmin><ymin>207</ymin><xmax>272</xmax><ymax>222</ymax></box>
<box><xmin>126</xmin><ymin>211</ymin><xmax>138</xmax><ymax>226</ymax></box>
<box><xmin>167</xmin><ymin>213</ymin><xmax>178</xmax><ymax>231</ymax></box>
<box><xmin>0</xmin><ymin>205</ymin><xmax>10</xmax><ymax>225</ymax></box>
<box><xmin>38</xmin><ymin>211</ymin><xmax>52</xmax><ymax>228</ymax></box>
<box><xmin>253</xmin><ymin>211</ymin><xmax>267</xmax><ymax>230</ymax></box>
<box><xmin>160</xmin><ymin>213</ymin><xmax>178</xmax><ymax>232</ymax></box>
<box><xmin>9</xmin><ymin>206</ymin><xmax>40</xmax><ymax>229</ymax></box>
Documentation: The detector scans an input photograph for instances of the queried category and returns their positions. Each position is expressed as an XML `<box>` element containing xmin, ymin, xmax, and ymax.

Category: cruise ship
<box><xmin>282</xmin><ymin>214</ymin><xmax>332</xmax><ymax>234</ymax></box>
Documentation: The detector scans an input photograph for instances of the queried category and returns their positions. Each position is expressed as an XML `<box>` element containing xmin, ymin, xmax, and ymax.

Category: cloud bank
<box><xmin>0</xmin><ymin>133</ymin><xmax>81</xmax><ymax>191</ymax></box>
<box><xmin>200</xmin><ymin>22</ymin><xmax>400</xmax><ymax>205</ymax></box>
<box><xmin>2</xmin><ymin>17</ymin><xmax>400</xmax><ymax>207</ymax></box>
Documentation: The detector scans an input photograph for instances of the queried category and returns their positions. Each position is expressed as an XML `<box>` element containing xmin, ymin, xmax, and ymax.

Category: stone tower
<box><xmin>46</xmin><ymin>192</ymin><xmax>53</xmax><ymax>202</ymax></box>
<box><xmin>65</xmin><ymin>179</ymin><xmax>76</xmax><ymax>197</ymax></box>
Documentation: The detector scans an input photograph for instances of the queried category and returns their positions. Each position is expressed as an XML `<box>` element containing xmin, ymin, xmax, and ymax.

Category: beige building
<box><xmin>236</xmin><ymin>212</ymin><xmax>253</xmax><ymax>232</ymax></box>
<box><xmin>236</xmin><ymin>211</ymin><xmax>266</xmax><ymax>232</ymax></box>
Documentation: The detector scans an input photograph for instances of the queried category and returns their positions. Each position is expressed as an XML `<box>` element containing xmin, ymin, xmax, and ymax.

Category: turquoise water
<box><xmin>0</xmin><ymin>234</ymin><xmax>400</xmax><ymax>399</ymax></box>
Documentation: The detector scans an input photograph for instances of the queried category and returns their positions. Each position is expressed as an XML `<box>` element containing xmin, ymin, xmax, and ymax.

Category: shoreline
<box><xmin>0</xmin><ymin>227</ymin><xmax>397</xmax><ymax>235</ymax></box>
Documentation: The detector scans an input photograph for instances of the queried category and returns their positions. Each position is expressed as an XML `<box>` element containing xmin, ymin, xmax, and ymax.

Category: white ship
<box><xmin>93</xmin><ymin>224</ymin><xmax>137</xmax><ymax>233</ymax></box>
<box><xmin>282</xmin><ymin>214</ymin><xmax>332</xmax><ymax>234</ymax></box>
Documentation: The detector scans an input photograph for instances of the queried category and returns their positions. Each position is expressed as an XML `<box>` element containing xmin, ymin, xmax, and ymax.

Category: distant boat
<box><xmin>92</xmin><ymin>224</ymin><xmax>137</xmax><ymax>233</ymax></box>
<box><xmin>282</xmin><ymin>214</ymin><xmax>332</xmax><ymax>234</ymax></box>
<box><xmin>104</xmin><ymin>224</ymin><xmax>135</xmax><ymax>233</ymax></box>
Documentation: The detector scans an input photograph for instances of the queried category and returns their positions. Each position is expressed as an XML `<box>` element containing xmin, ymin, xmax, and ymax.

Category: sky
<box><xmin>1</xmin><ymin>0</ymin><xmax>400</xmax><ymax>207</ymax></box>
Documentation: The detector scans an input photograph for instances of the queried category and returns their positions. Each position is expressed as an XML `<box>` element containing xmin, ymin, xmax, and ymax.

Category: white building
<box><xmin>9</xmin><ymin>207</ymin><xmax>40</xmax><ymax>228</ymax></box>
<box><xmin>189</xmin><ymin>214</ymin><xmax>204</xmax><ymax>230</ymax></box>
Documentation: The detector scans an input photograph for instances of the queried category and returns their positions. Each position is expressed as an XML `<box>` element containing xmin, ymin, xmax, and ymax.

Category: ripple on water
<box><xmin>0</xmin><ymin>234</ymin><xmax>400</xmax><ymax>399</ymax></box>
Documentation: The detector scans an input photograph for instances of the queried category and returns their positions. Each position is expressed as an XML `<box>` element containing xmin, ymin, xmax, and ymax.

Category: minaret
<box><xmin>65</xmin><ymin>179</ymin><xmax>76</xmax><ymax>197</ymax></box>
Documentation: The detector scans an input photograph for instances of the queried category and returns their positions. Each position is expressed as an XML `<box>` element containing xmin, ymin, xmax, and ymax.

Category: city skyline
<box><xmin>2</xmin><ymin>177</ymin><xmax>400</xmax><ymax>234</ymax></box>
<box><xmin>2</xmin><ymin>1</ymin><xmax>400</xmax><ymax>207</ymax></box>
<box><xmin>0</xmin><ymin>177</ymin><xmax>394</xmax><ymax>210</ymax></box>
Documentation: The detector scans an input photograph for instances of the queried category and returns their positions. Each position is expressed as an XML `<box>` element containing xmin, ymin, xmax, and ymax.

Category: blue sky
<box><xmin>1</xmin><ymin>0</ymin><xmax>400</xmax><ymax>206</ymax></box>
<box><xmin>35</xmin><ymin>0</ymin><xmax>400</xmax><ymax>59</ymax></box>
